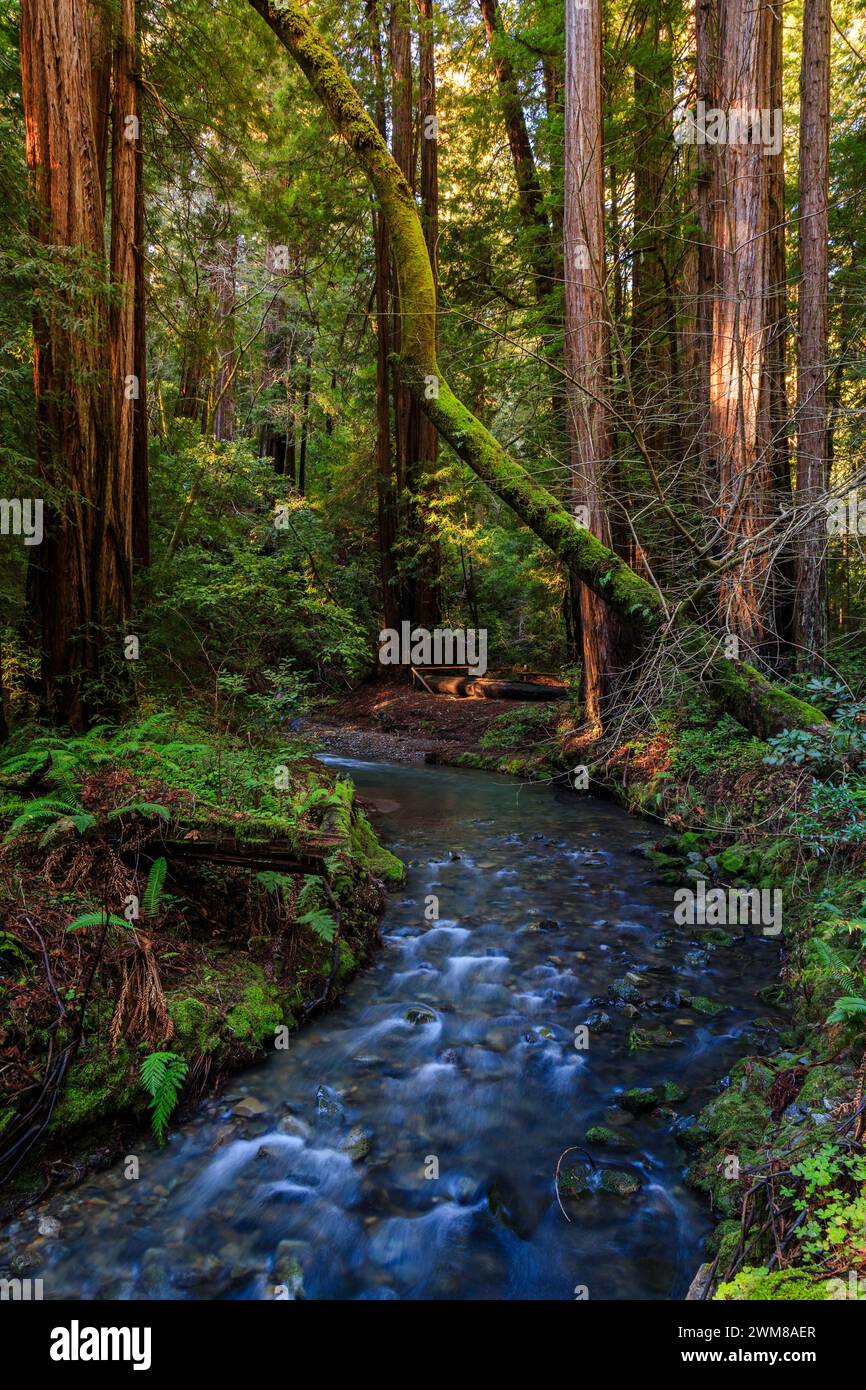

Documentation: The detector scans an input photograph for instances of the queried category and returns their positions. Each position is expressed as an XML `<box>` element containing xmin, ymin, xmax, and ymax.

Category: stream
<box><xmin>0</xmin><ymin>756</ymin><xmax>780</xmax><ymax>1300</ymax></box>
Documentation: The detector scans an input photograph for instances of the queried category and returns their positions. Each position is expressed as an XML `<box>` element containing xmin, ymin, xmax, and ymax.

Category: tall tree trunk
<box><xmin>478</xmin><ymin>0</ymin><xmax>555</xmax><ymax>303</ymax></box>
<box><xmin>693</xmin><ymin>0</ymin><xmax>717</xmax><ymax>518</ymax></box>
<box><xmin>709</xmin><ymin>0</ymin><xmax>775</xmax><ymax>654</ymax></box>
<box><xmin>563</xmin><ymin>0</ymin><xmax>618</xmax><ymax>727</ymax></box>
<box><xmin>132</xmin><ymin>73</ymin><xmax>149</xmax><ymax>569</ymax></box>
<box><xmin>793</xmin><ymin>0</ymin><xmax>830</xmax><ymax>669</ymax></box>
<box><xmin>210</xmin><ymin>237</ymin><xmax>238</xmax><ymax>443</ymax></box>
<box><xmin>112</xmin><ymin>0</ymin><xmax>145</xmax><ymax>558</ymax></box>
<box><xmin>389</xmin><ymin>0</ymin><xmax>414</xmax><ymax>515</ymax></box>
<box><xmin>631</xmin><ymin>0</ymin><xmax>676</xmax><ymax>579</ymax></box>
<box><xmin>766</xmin><ymin>0</ymin><xmax>793</xmax><ymax>659</ymax></box>
<box><xmin>368</xmin><ymin>1</ymin><xmax>400</xmax><ymax>631</ymax></box>
<box><xmin>21</xmin><ymin>0</ymin><xmax>134</xmax><ymax>727</ymax></box>
<box><xmin>411</xmin><ymin>0</ymin><xmax>442</xmax><ymax>627</ymax></box>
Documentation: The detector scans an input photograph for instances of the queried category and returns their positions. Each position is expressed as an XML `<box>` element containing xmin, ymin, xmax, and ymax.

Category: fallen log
<box><xmin>418</xmin><ymin>672</ymin><xmax>567</xmax><ymax>700</ymax></box>
<box><xmin>147</xmin><ymin>833</ymin><xmax>341</xmax><ymax>878</ymax></box>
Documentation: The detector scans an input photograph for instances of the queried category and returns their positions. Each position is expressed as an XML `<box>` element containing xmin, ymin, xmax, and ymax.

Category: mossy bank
<box><xmin>456</xmin><ymin>677</ymin><xmax>866</xmax><ymax>1298</ymax></box>
<box><xmin>0</xmin><ymin>715</ymin><xmax>403</xmax><ymax>1215</ymax></box>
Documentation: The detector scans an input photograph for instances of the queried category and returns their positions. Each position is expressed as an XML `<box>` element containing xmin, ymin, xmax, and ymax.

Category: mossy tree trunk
<box><xmin>245</xmin><ymin>0</ymin><xmax>826</xmax><ymax>740</ymax></box>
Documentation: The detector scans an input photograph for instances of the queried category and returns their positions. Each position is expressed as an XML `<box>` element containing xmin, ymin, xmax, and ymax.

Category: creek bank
<box><xmin>314</xmin><ymin>680</ymin><xmax>866</xmax><ymax>1297</ymax></box>
<box><xmin>0</xmin><ymin>754</ymin><xmax>776</xmax><ymax>1299</ymax></box>
<box><xmin>0</xmin><ymin>716</ymin><xmax>403</xmax><ymax>1216</ymax></box>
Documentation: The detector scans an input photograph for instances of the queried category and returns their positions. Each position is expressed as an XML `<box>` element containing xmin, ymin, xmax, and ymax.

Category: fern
<box><xmin>296</xmin><ymin>875</ymin><xmax>321</xmax><ymax>911</ymax></box>
<box><xmin>828</xmin><ymin>996</ymin><xmax>866</xmax><ymax>1024</ymax></box>
<box><xmin>66</xmin><ymin>911</ymin><xmax>129</xmax><ymax>933</ymax></box>
<box><xmin>142</xmin><ymin>857</ymin><xmax>168</xmax><ymax>918</ymax></box>
<box><xmin>5</xmin><ymin>797</ymin><xmax>84</xmax><ymax>842</ymax></box>
<box><xmin>139</xmin><ymin>1051</ymin><xmax>188</xmax><ymax>1144</ymax></box>
<box><xmin>812</xmin><ymin>938</ymin><xmax>857</xmax><ymax>983</ymax></box>
<box><xmin>255</xmin><ymin>870</ymin><xmax>294</xmax><ymax>897</ymax></box>
<box><xmin>297</xmin><ymin>907</ymin><xmax>337</xmax><ymax>943</ymax></box>
<box><xmin>38</xmin><ymin>811</ymin><xmax>97</xmax><ymax>847</ymax></box>
<box><xmin>106</xmin><ymin>800</ymin><xmax>170</xmax><ymax>822</ymax></box>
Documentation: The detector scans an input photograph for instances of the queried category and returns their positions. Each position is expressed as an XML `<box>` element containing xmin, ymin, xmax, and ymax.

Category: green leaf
<box><xmin>139</xmin><ymin>1051</ymin><xmax>188</xmax><ymax>1145</ymax></box>
<box><xmin>142</xmin><ymin>857</ymin><xmax>168</xmax><ymax>918</ymax></box>
<box><xmin>66</xmin><ymin>912</ymin><xmax>129</xmax><ymax>933</ymax></box>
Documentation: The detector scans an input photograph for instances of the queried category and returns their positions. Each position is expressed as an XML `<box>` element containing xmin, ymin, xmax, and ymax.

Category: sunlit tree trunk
<box><xmin>766</xmin><ymin>0</ymin><xmax>793</xmax><ymax>659</ymax></box>
<box><xmin>369</xmin><ymin>1</ymin><xmax>400</xmax><ymax>631</ymax></box>
<box><xmin>412</xmin><ymin>0</ymin><xmax>442</xmax><ymax>627</ymax></box>
<box><xmin>692</xmin><ymin>0</ymin><xmax>717</xmax><ymax>517</ymax></box>
<box><xmin>709</xmin><ymin>0</ymin><xmax>775</xmax><ymax>653</ymax></box>
<box><xmin>793</xmin><ymin>0</ymin><xmax>830</xmax><ymax>669</ymax></box>
<box><xmin>21</xmin><ymin>0</ymin><xmax>135</xmax><ymax>726</ymax></box>
<box><xmin>563</xmin><ymin>0</ymin><xmax>619</xmax><ymax>726</ymax></box>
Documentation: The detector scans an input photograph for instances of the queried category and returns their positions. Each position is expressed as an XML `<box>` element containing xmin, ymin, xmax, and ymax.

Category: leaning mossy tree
<box><xmin>246</xmin><ymin>0</ymin><xmax>823</xmax><ymax>740</ymax></box>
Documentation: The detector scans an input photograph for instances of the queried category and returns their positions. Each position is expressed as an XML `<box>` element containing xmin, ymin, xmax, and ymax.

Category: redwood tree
<box><xmin>21</xmin><ymin>0</ymin><xmax>144</xmax><ymax>725</ymax></box>
<box><xmin>563</xmin><ymin>0</ymin><xmax>619</xmax><ymax>726</ymax></box>
<box><xmin>793</xmin><ymin>0</ymin><xmax>830</xmax><ymax>669</ymax></box>
<box><xmin>708</xmin><ymin>0</ymin><xmax>776</xmax><ymax>654</ymax></box>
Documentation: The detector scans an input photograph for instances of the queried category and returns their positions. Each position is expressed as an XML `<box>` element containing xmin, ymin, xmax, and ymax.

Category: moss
<box><xmin>688</xmin><ymin>1060</ymin><xmax>774</xmax><ymax>1216</ymax></box>
<box><xmin>167</xmin><ymin>995</ymin><xmax>221</xmax><ymax>1055</ymax></box>
<box><xmin>706</xmin><ymin>1218</ymin><xmax>743</xmax><ymax>1266</ymax></box>
<box><xmin>50</xmin><ymin>1044</ymin><xmax>139</xmax><ymax>1132</ymax></box>
<box><xmin>349</xmin><ymin>807</ymin><xmax>404</xmax><ymax>884</ymax></box>
<box><xmin>715</xmin><ymin>1266</ymin><xmax>832</xmax><ymax>1301</ymax></box>
<box><xmin>797</xmin><ymin>1064</ymin><xmax>848</xmax><ymax>1111</ymax></box>
<box><xmin>225</xmin><ymin>980</ymin><xmax>284</xmax><ymax>1042</ymax></box>
<box><xmin>585</xmin><ymin>1125</ymin><xmax>636</xmax><ymax>1151</ymax></box>
<box><xmin>336</xmin><ymin>939</ymin><xmax>356</xmax><ymax>985</ymax></box>
<box><xmin>690</xmin><ymin>995</ymin><xmax>726</xmax><ymax>1016</ymax></box>
<box><xmin>620</xmin><ymin>1081</ymin><xmax>687</xmax><ymax>1112</ymax></box>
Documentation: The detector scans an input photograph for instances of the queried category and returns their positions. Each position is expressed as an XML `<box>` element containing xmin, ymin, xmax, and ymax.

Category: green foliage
<box><xmin>478</xmin><ymin>703</ymin><xmax>557</xmax><ymax>751</ymax></box>
<box><xmin>715</xmin><ymin>1267</ymin><xmax>833</xmax><ymax>1301</ymax></box>
<box><xmin>139</xmin><ymin>1051</ymin><xmax>189</xmax><ymax>1146</ymax></box>
<box><xmin>66</xmin><ymin>912</ymin><xmax>129</xmax><ymax>933</ymax></box>
<box><xmin>784</xmin><ymin>1144</ymin><xmax>866</xmax><ymax>1265</ymax></box>
<box><xmin>667</xmin><ymin>711</ymin><xmax>763</xmax><ymax>778</ymax></box>
<box><xmin>791</xmin><ymin>781</ymin><xmax>866</xmax><ymax>854</ymax></box>
<box><xmin>295</xmin><ymin>876</ymin><xmax>337</xmax><ymax>942</ymax></box>
<box><xmin>142</xmin><ymin>857</ymin><xmax>168</xmax><ymax>919</ymax></box>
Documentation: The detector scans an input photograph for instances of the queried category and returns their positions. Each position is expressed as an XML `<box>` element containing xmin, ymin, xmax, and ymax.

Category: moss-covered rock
<box><xmin>585</xmin><ymin>1124</ymin><xmax>636</xmax><ymax>1151</ymax></box>
<box><xmin>687</xmin><ymin>1059</ymin><xmax>774</xmax><ymax>1216</ymax></box>
<box><xmin>619</xmin><ymin>1081</ymin><xmax>688</xmax><ymax>1113</ymax></box>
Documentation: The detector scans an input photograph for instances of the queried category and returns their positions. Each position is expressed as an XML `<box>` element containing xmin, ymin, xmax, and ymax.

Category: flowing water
<box><xmin>0</xmin><ymin>757</ymin><xmax>781</xmax><ymax>1300</ymax></box>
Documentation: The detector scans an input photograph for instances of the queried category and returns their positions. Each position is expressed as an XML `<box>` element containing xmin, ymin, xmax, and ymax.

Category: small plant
<box><xmin>764</xmin><ymin>728</ymin><xmax>826</xmax><ymax>768</ymax></box>
<box><xmin>295</xmin><ymin>876</ymin><xmax>337</xmax><ymax>942</ymax></box>
<box><xmin>783</xmin><ymin>1144</ymin><xmax>866</xmax><ymax>1265</ymax></box>
<box><xmin>139</xmin><ymin>1050</ymin><xmax>189</xmax><ymax>1145</ymax></box>
<box><xmin>791</xmin><ymin>781</ymin><xmax>866</xmax><ymax>854</ymax></box>
<box><xmin>141</xmin><ymin>856</ymin><xmax>168</xmax><ymax>918</ymax></box>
